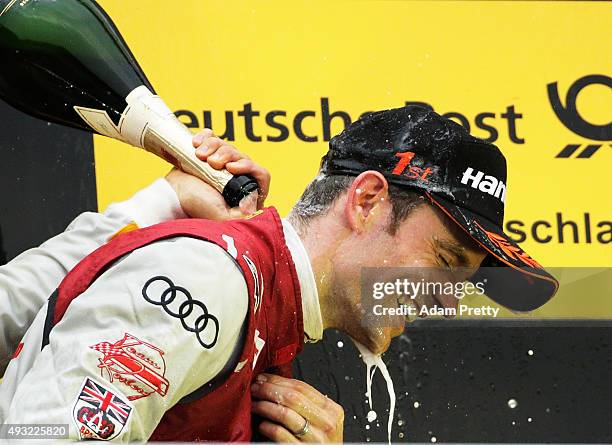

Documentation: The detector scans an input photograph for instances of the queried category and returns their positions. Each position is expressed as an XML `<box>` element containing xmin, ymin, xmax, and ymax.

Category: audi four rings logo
<box><xmin>142</xmin><ymin>276</ymin><xmax>219</xmax><ymax>349</ymax></box>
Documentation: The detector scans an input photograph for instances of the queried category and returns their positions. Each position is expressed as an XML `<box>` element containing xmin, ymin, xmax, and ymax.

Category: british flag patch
<box><xmin>72</xmin><ymin>377</ymin><xmax>133</xmax><ymax>440</ymax></box>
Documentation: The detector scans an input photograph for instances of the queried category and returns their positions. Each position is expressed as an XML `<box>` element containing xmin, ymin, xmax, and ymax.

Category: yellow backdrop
<box><xmin>93</xmin><ymin>1</ymin><xmax>611</xmax><ymax>317</ymax></box>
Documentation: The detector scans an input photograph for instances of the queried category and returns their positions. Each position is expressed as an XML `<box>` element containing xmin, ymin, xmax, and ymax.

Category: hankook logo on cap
<box><xmin>461</xmin><ymin>167</ymin><xmax>506</xmax><ymax>203</ymax></box>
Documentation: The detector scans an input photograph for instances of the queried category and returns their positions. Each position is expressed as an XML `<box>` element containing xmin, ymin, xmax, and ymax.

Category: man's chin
<box><xmin>347</xmin><ymin>327</ymin><xmax>397</xmax><ymax>356</ymax></box>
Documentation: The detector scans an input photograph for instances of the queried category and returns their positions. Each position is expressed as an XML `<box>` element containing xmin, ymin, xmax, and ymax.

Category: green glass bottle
<box><xmin>0</xmin><ymin>0</ymin><xmax>257</xmax><ymax>208</ymax></box>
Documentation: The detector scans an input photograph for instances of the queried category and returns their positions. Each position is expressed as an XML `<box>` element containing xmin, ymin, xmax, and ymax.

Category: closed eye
<box><xmin>437</xmin><ymin>253</ymin><xmax>453</xmax><ymax>269</ymax></box>
<box><xmin>434</xmin><ymin>239</ymin><xmax>470</xmax><ymax>268</ymax></box>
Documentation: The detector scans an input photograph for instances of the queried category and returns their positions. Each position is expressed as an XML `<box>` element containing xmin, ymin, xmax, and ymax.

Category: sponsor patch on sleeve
<box><xmin>90</xmin><ymin>333</ymin><xmax>169</xmax><ymax>401</ymax></box>
<box><xmin>72</xmin><ymin>377</ymin><xmax>133</xmax><ymax>441</ymax></box>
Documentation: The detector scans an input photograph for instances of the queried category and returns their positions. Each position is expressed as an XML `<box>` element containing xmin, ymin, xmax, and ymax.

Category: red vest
<box><xmin>46</xmin><ymin>208</ymin><xmax>304</xmax><ymax>441</ymax></box>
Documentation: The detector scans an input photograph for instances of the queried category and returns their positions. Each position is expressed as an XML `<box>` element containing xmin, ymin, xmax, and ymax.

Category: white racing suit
<box><xmin>0</xmin><ymin>179</ymin><xmax>187</xmax><ymax>374</ymax></box>
<box><xmin>0</xmin><ymin>179</ymin><xmax>322</xmax><ymax>441</ymax></box>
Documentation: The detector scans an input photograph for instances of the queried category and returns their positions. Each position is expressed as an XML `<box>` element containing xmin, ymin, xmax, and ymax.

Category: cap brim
<box><xmin>426</xmin><ymin>193</ymin><xmax>559</xmax><ymax>311</ymax></box>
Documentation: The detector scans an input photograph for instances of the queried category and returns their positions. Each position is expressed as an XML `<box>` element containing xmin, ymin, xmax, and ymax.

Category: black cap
<box><xmin>321</xmin><ymin>105</ymin><xmax>558</xmax><ymax>311</ymax></box>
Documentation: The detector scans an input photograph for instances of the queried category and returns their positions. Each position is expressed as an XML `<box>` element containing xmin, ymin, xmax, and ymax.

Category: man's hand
<box><xmin>165</xmin><ymin>129</ymin><xmax>271</xmax><ymax>220</ymax></box>
<box><xmin>251</xmin><ymin>373</ymin><xmax>344</xmax><ymax>443</ymax></box>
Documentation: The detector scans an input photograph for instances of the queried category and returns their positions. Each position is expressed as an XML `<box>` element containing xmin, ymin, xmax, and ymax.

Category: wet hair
<box><xmin>290</xmin><ymin>174</ymin><xmax>429</xmax><ymax>234</ymax></box>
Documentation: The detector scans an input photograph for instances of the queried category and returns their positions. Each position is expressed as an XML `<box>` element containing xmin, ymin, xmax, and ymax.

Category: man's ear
<box><xmin>344</xmin><ymin>171</ymin><xmax>389</xmax><ymax>233</ymax></box>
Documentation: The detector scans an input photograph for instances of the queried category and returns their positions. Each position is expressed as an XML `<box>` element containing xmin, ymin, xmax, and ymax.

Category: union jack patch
<box><xmin>72</xmin><ymin>377</ymin><xmax>133</xmax><ymax>441</ymax></box>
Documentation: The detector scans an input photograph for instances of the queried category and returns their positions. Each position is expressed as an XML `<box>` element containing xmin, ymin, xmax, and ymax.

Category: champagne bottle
<box><xmin>0</xmin><ymin>0</ymin><xmax>258</xmax><ymax>208</ymax></box>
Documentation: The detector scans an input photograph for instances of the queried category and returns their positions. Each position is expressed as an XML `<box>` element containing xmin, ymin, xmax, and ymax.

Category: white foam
<box><xmin>354</xmin><ymin>340</ymin><xmax>396</xmax><ymax>445</ymax></box>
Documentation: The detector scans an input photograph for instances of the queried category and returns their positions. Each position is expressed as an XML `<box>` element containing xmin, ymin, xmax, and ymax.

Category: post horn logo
<box><xmin>547</xmin><ymin>74</ymin><xmax>611</xmax><ymax>159</ymax></box>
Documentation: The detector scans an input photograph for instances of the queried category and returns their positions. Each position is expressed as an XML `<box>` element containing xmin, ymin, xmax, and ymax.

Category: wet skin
<box><xmin>292</xmin><ymin>170</ymin><xmax>486</xmax><ymax>355</ymax></box>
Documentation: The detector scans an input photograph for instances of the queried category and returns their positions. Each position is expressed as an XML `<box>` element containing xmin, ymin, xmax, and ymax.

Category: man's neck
<box><xmin>286</xmin><ymin>212</ymin><xmax>347</xmax><ymax>331</ymax></box>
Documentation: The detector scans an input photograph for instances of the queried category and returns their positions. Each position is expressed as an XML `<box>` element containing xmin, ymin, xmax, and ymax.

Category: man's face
<box><xmin>329</xmin><ymin>194</ymin><xmax>486</xmax><ymax>355</ymax></box>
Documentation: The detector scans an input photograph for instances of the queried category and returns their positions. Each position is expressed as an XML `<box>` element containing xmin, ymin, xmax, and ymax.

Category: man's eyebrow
<box><xmin>434</xmin><ymin>239</ymin><xmax>470</xmax><ymax>267</ymax></box>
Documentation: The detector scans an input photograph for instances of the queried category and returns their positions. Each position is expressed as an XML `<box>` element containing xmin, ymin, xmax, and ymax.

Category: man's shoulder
<box><xmin>134</xmin><ymin>236</ymin><xmax>242</xmax><ymax>273</ymax></box>
<box><xmin>116</xmin><ymin>236</ymin><xmax>249</xmax><ymax>318</ymax></box>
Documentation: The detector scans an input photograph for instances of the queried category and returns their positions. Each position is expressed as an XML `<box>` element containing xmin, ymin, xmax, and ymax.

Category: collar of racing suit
<box><xmin>281</xmin><ymin>219</ymin><xmax>323</xmax><ymax>343</ymax></box>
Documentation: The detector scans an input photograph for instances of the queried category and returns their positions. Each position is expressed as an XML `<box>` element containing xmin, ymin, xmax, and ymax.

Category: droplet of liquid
<box><xmin>413</xmin><ymin>401</ymin><xmax>420</xmax><ymax>408</ymax></box>
<box><xmin>528</xmin><ymin>417</ymin><xmax>533</xmax><ymax>422</ymax></box>
<box><xmin>508</xmin><ymin>398</ymin><xmax>518</xmax><ymax>409</ymax></box>
<box><xmin>527</xmin><ymin>349</ymin><xmax>534</xmax><ymax>356</ymax></box>
<box><xmin>431</xmin><ymin>436</ymin><xmax>437</xmax><ymax>443</ymax></box>
<box><xmin>367</xmin><ymin>410</ymin><xmax>377</xmax><ymax>422</ymax></box>
<box><xmin>238</xmin><ymin>191</ymin><xmax>258</xmax><ymax>215</ymax></box>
